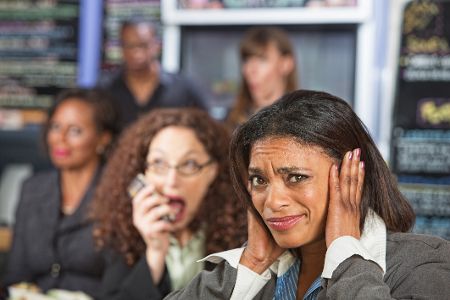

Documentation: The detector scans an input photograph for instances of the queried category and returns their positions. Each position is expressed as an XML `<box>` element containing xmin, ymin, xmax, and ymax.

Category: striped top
<box><xmin>273</xmin><ymin>259</ymin><xmax>322</xmax><ymax>300</ymax></box>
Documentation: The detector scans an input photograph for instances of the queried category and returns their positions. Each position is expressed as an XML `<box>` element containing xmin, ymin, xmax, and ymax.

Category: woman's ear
<box><xmin>97</xmin><ymin>131</ymin><xmax>113</xmax><ymax>154</ymax></box>
<box><xmin>281</xmin><ymin>55</ymin><xmax>295</xmax><ymax>76</ymax></box>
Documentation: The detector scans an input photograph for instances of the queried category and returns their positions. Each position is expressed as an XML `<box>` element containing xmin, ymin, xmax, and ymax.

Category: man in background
<box><xmin>99</xmin><ymin>19</ymin><xmax>208</xmax><ymax>129</ymax></box>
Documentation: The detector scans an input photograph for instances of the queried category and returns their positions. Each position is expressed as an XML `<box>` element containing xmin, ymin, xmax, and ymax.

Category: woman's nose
<box><xmin>264</xmin><ymin>182</ymin><xmax>290</xmax><ymax>212</ymax></box>
<box><xmin>164</xmin><ymin>167</ymin><xmax>180</xmax><ymax>187</ymax></box>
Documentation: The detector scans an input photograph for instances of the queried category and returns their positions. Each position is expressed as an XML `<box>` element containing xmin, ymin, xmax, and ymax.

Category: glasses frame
<box><xmin>145</xmin><ymin>158</ymin><xmax>214</xmax><ymax>177</ymax></box>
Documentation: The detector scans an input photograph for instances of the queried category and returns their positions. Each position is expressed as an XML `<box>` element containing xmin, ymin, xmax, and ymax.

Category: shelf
<box><xmin>162</xmin><ymin>0</ymin><xmax>371</xmax><ymax>25</ymax></box>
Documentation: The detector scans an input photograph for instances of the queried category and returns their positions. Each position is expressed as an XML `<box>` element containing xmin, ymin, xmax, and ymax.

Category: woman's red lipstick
<box><xmin>266</xmin><ymin>215</ymin><xmax>303</xmax><ymax>231</ymax></box>
<box><xmin>53</xmin><ymin>149</ymin><xmax>70</xmax><ymax>157</ymax></box>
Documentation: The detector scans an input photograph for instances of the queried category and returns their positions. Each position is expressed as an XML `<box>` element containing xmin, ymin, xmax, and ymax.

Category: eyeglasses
<box><xmin>146</xmin><ymin>159</ymin><xmax>214</xmax><ymax>176</ymax></box>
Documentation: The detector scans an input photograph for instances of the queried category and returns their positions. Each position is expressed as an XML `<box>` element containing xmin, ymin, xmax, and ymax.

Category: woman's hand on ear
<box><xmin>239</xmin><ymin>209</ymin><xmax>285</xmax><ymax>274</ymax></box>
<box><xmin>326</xmin><ymin>148</ymin><xmax>365</xmax><ymax>248</ymax></box>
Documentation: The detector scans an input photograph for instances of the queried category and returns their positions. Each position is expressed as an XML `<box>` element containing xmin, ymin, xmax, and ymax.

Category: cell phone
<box><xmin>127</xmin><ymin>173</ymin><xmax>174</xmax><ymax>222</ymax></box>
<box><xmin>127</xmin><ymin>173</ymin><xmax>147</xmax><ymax>198</ymax></box>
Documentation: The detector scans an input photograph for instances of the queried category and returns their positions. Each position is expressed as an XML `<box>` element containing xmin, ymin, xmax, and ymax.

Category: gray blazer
<box><xmin>165</xmin><ymin>233</ymin><xmax>450</xmax><ymax>299</ymax></box>
<box><xmin>3</xmin><ymin>169</ymin><xmax>105</xmax><ymax>299</ymax></box>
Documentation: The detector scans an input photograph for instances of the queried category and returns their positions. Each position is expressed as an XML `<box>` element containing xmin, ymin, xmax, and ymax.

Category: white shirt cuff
<box><xmin>230</xmin><ymin>264</ymin><xmax>271</xmax><ymax>300</ymax></box>
<box><xmin>199</xmin><ymin>247</ymin><xmax>272</xmax><ymax>299</ymax></box>
<box><xmin>322</xmin><ymin>236</ymin><xmax>378</xmax><ymax>279</ymax></box>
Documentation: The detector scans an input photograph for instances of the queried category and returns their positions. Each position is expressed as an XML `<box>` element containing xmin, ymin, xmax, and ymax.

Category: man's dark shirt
<box><xmin>99</xmin><ymin>69</ymin><xmax>209</xmax><ymax>129</ymax></box>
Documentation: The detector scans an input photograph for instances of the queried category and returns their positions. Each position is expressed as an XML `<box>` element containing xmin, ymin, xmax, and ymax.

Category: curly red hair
<box><xmin>90</xmin><ymin>108</ymin><xmax>247</xmax><ymax>265</ymax></box>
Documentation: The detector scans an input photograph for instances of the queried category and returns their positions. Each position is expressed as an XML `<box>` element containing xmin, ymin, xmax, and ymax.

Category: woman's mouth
<box><xmin>166</xmin><ymin>196</ymin><xmax>186</xmax><ymax>222</ymax></box>
<box><xmin>52</xmin><ymin>149</ymin><xmax>70</xmax><ymax>158</ymax></box>
<box><xmin>266</xmin><ymin>215</ymin><xmax>304</xmax><ymax>231</ymax></box>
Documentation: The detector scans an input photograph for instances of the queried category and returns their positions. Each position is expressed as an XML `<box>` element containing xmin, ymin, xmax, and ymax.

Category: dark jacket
<box><xmin>99</xmin><ymin>252</ymin><xmax>171</xmax><ymax>300</ymax></box>
<box><xmin>3</xmin><ymin>169</ymin><xmax>105</xmax><ymax>299</ymax></box>
<box><xmin>99</xmin><ymin>244</ymin><xmax>216</xmax><ymax>300</ymax></box>
<box><xmin>98</xmin><ymin>69</ymin><xmax>209</xmax><ymax>129</ymax></box>
<box><xmin>165</xmin><ymin>232</ymin><xmax>450</xmax><ymax>299</ymax></box>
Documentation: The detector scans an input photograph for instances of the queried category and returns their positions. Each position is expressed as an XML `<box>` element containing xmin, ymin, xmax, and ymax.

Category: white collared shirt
<box><xmin>199</xmin><ymin>211</ymin><xmax>387</xmax><ymax>300</ymax></box>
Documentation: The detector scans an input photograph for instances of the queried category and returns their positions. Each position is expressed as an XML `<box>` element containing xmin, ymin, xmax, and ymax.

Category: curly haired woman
<box><xmin>90</xmin><ymin>108</ymin><xmax>247</xmax><ymax>300</ymax></box>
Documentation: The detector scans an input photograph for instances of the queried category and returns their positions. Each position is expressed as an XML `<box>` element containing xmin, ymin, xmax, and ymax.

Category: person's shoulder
<box><xmin>388</xmin><ymin>231</ymin><xmax>449</xmax><ymax>248</ymax></box>
<box><xmin>21</xmin><ymin>169</ymin><xmax>58</xmax><ymax>194</ymax></box>
<box><xmin>23</xmin><ymin>169</ymin><xmax>57</xmax><ymax>185</ymax></box>
<box><xmin>97</xmin><ymin>68</ymin><xmax>124</xmax><ymax>88</ymax></box>
<box><xmin>18</xmin><ymin>169</ymin><xmax>58</xmax><ymax>206</ymax></box>
<box><xmin>387</xmin><ymin>232</ymin><xmax>450</xmax><ymax>263</ymax></box>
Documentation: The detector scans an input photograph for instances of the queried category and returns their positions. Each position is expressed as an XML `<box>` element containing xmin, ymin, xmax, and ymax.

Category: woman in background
<box><xmin>3</xmin><ymin>88</ymin><xmax>119</xmax><ymax>298</ymax></box>
<box><xmin>227</xmin><ymin>26</ymin><xmax>298</xmax><ymax>127</ymax></box>
<box><xmin>91</xmin><ymin>108</ymin><xmax>247</xmax><ymax>300</ymax></box>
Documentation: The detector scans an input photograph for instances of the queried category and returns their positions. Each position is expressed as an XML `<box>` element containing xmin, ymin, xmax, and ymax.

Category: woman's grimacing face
<box><xmin>47</xmin><ymin>99</ymin><xmax>105</xmax><ymax>171</ymax></box>
<box><xmin>248</xmin><ymin>137</ymin><xmax>333</xmax><ymax>248</ymax></box>
<box><xmin>145</xmin><ymin>126</ymin><xmax>218</xmax><ymax>232</ymax></box>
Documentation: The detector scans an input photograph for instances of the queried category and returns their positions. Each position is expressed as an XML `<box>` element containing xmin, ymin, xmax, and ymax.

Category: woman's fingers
<box><xmin>142</xmin><ymin>216</ymin><xmax>173</xmax><ymax>234</ymax></box>
<box><xmin>132</xmin><ymin>184</ymin><xmax>174</xmax><ymax>241</ymax></box>
<box><xmin>326</xmin><ymin>148</ymin><xmax>364</xmax><ymax>247</ymax></box>
<box><xmin>241</xmin><ymin>209</ymin><xmax>285</xmax><ymax>274</ymax></box>
<box><xmin>338</xmin><ymin>151</ymin><xmax>352</xmax><ymax>206</ymax></box>
<box><xmin>355</xmin><ymin>161</ymin><xmax>365</xmax><ymax>206</ymax></box>
<box><xmin>329</xmin><ymin>163</ymin><xmax>340</xmax><ymax>207</ymax></box>
<box><xmin>134</xmin><ymin>204</ymin><xmax>173</xmax><ymax>247</ymax></box>
<box><xmin>133</xmin><ymin>185</ymin><xmax>168</xmax><ymax>216</ymax></box>
<box><xmin>348</xmin><ymin>148</ymin><xmax>361</xmax><ymax>209</ymax></box>
<box><xmin>338</xmin><ymin>148</ymin><xmax>362</xmax><ymax>211</ymax></box>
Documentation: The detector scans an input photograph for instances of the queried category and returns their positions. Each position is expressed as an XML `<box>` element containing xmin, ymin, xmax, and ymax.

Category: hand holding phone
<box><xmin>127</xmin><ymin>173</ymin><xmax>174</xmax><ymax>222</ymax></box>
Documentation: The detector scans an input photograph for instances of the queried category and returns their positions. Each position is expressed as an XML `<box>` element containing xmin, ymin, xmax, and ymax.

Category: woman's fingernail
<box><xmin>347</xmin><ymin>151</ymin><xmax>353</xmax><ymax>160</ymax></box>
<box><xmin>334</xmin><ymin>164</ymin><xmax>339</xmax><ymax>173</ymax></box>
<box><xmin>355</xmin><ymin>148</ymin><xmax>361</xmax><ymax>158</ymax></box>
<box><xmin>360</xmin><ymin>161</ymin><xmax>364</xmax><ymax>169</ymax></box>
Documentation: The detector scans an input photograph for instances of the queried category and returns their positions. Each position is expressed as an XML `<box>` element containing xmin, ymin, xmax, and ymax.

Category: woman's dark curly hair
<box><xmin>91</xmin><ymin>108</ymin><xmax>247</xmax><ymax>265</ymax></box>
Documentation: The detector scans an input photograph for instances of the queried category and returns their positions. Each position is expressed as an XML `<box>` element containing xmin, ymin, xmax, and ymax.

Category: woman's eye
<box><xmin>250</xmin><ymin>176</ymin><xmax>266</xmax><ymax>187</ymax></box>
<box><xmin>288</xmin><ymin>174</ymin><xmax>304</xmax><ymax>183</ymax></box>
<box><xmin>151</xmin><ymin>158</ymin><xmax>165</xmax><ymax>167</ymax></box>
<box><xmin>179</xmin><ymin>160</ymin><xmax>200</xmax><ymax>172</ymax></box>
<box><xmin>67</xmin><ymin>126</ymin><xmax>82</xmax><ymax>136</ymax></box>
<box><xmin>183</xmin><ymin>159</ymin><xmax>199</xmax><ymax>168</ymax></box>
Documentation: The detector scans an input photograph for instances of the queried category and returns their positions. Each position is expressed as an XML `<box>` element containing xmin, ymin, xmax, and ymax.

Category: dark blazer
<box><xmin>3</xmin><ymin>169</ymin><xmax>105</xmax><ymax>299</ymax></box>
<box><xmin>99</xmin><ymin>243</ymin><xmax>215</xmax><ymax>300</ymax></box>
<box><xmin>100</xmin><ymin>252</ymin><xmax>171</xmax><ymax>300</ymax></box>
<box><xmin>165</xmin><ymin>233</ymin><xmax>450</xmax><ymax>299</ymax></box>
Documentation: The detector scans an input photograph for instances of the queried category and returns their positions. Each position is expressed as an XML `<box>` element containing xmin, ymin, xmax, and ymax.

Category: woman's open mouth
<box><xmin>167</xmin><ymin>196</ymin><xmax>186</xmax><ymax>222</ymax></box>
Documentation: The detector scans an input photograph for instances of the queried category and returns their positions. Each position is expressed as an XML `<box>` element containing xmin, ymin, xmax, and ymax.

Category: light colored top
<box><xmin>200</xmin><ymin>211</ymin><xmax>387</xmax><ymax>300</ymax></box>
<box><xmin>166</xmin><ymin>230</ymin><xmax>206</xmax><ymax>291</ymax></box>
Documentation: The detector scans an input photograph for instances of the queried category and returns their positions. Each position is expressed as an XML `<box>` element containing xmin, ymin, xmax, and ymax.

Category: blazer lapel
<box><xmin>58</xmin><ymin>167</ymin><xmax>102</xmax><ymax>234</ymax></box>
<box><xmin>33</xmin><ymin>171</ymin><xmax>60</xmax><ymax>262</ymax></box>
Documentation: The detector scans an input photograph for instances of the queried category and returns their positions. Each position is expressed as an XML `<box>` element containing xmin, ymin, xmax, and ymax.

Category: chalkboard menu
<box><xmin>0</xmin><ymin>0</ymin><xmax>79</xmax><ymax>124</ymax></box>
<box><xmin>102</xmin><ymin>0</ymin><xmax>160</xmax><ymax>71</ymax></box>
<box><xmin>392</xmin><ymin>0</ymin><xmax>450</xmax><ymax>239</ymax></box>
